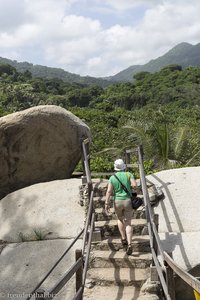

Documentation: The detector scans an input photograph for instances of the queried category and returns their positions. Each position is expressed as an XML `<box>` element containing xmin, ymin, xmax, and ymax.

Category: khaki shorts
<box><xmin>114</xmin><ymin>199</ymin><xmax>133</xmax><ymax>221</ymax></box>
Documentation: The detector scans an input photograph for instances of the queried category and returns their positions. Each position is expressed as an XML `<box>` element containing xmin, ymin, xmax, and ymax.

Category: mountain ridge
<box><xmin>1</xmin><ymin>42</ymin><xmax>200</xmax><ymax>84</ymax></box>
<box><xmin>111</xmin><ymin>42</ymin><xmax>200</xmax><ymax>81</ymax></box>
<box><xmin>0</xmin><ymin>56</ymin><xmax>111</xmax><ymax>87</ymax></box>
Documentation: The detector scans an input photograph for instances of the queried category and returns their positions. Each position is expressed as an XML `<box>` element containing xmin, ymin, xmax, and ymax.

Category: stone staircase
<box><xmin>83</xmin><ymin>179</ymin><xmax>158</xmax><ymax>300</ymax></box>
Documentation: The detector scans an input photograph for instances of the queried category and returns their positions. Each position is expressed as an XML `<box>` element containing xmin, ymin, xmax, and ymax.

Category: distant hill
<box><xmin>1</xmin><ymin>42</ymin><xmax>200</xmax><ymax>84</ymax></box>
<box><xmin>110</xmin><ymin>42</ymin><xmax>200</xmax><ymax>81</ymax></box>
<box><xmin>0</xmin><ymin>57</ymin><xmax>111</xmax><ymax>87</ymax></box>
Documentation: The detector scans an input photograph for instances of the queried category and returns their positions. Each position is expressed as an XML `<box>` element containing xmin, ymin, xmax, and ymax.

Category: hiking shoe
<box><xmin>126</xmin><ymin>245</ymin><xmax>132</xmax><ymax>255</ymax></box>
<box><xmin>121</xmin><ymin>238</ymin><xmax>128</xmax><ymax>246</ymax></box>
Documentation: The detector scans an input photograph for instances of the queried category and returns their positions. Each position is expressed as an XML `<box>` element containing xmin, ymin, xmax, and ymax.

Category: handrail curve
<box><xmin>25</xmin><ymin>141</ymin><xmax>200</xmax><ymax>300</ymax></box>
<box><xmin>137</xmin><ymin>144</ymin><xmax>200</xmax><ymax>299</ymax></box>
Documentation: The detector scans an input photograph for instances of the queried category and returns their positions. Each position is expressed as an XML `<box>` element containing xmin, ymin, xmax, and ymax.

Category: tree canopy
<box><xmin>0</xmin><ymin>63</ymin><xmax>199</xmax><ymax>173</ymax></box>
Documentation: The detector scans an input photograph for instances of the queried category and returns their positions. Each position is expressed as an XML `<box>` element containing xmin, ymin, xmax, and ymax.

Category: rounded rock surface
<box><xmin>0</xmin><ymin>105</ymin><xmax>91</xmax><ymax>198</ymax></box>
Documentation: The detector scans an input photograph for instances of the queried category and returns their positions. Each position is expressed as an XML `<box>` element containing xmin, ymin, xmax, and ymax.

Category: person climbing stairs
<box><xmin>83</xmin><ymin>178</ymin><xmax>160</xmax><ymax>300</ymax></box>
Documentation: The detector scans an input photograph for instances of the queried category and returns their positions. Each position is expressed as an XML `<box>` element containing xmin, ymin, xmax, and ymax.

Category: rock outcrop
<box><xmin>147</xmin><ymin>167</ymin><xmax>200</xmax><ymax>300</ymax></box>
<box><xmin>0</xmin><ymin>105</ymin><xmax>91</xmax><ymax>199</ymax></box>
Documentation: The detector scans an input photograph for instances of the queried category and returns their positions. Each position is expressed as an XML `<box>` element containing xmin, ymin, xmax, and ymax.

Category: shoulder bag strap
<box><xmin>114</xmin><ymin>174</ymin><xmax>131</xmax><ymax>197</ymax></box>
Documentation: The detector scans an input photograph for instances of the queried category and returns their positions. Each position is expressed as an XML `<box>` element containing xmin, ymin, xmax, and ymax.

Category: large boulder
<box><xmin>0</xmin><ymin>105</ymin><xmax>91</xmax><ymax>199</ymax></box>
<box><xmin>0</xmin><ymin>178</ymin><xmax>84</xmax><ymax>242</ymax></box>
<box><xmin>147</xmin><ymin>167</ymin><xmax>200</xmax><ymax>300</ymax></box>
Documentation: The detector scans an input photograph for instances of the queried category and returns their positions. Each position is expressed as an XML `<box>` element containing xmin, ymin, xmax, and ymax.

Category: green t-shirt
<box><xmin>109</xmin><ymin>171</ymin><xmax>134</xmax><ymax>200</ymax></box>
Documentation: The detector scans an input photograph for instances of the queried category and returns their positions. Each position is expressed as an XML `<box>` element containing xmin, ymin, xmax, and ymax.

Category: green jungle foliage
<box><xmin>0</xmin><ymin>63</ymin><xmax>200</xmax><ymax>175</ymax></box>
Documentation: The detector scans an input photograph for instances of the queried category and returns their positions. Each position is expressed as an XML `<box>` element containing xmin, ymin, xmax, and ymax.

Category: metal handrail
<box><xmin>82</xmin><ymin>190</ymin><xmax>94</xmax><ymax>255</ymax></box>
<box><xmin>73</xmin><ymin>286</ymin><xmax>83</xmax><ymax>300</ymax></box>
<box><xmin>48</xmin><ymin>257</ymin><xmax>83</xmax><ymax>299</ymax></box>
<box><xmin>27</xmin><ymin>140</ymin><xmax>200</xmax><ymax>300</ymax></box>
<box><xmin>164</xmin><ymin>252</ymin><xmax>200</xmax><ymax>293</ymax></box>
<box><xmin>82</xmin><ymin>212</ymin><xmax>95</xmax><ymax>285</ymax></box>
<box><xmin>49</xmin><ymin>138</ymin><xmax>94</xmax><ymax>300</ymax></box>
<box><xmin>25</xmin><ymin>229</ymin><xmax>84</xmax><ymax>300</ymax></box>
<box><xmin>82</xmin><ymin>140</ymin><xmax>91</xmax><ymax>183</ymax></box>
<box><xmin>25</xmin><ymin>138</ymin><xmax>93</xmax><ymax>300</ymax></box>
<box><xmin>80</xmin><ymin>139</ymin><xmax>95</xmax><ymax>287</ymax></box>
<box><xmin>74</xmin><ymin>138</ymin><xmax>94</xmax><ymax>299</ymax></box>
<box><xmin>151</xmin><ymin>248</ymin><xmax>171</xmax><ymax>300</ymax></box>
<box><xmin>137</xmin><ymin>145</ymin><xmax>171</xmax><ymax>299</ymax></box>
<box><xmin>72</xmin><ymin>211</ymin><xmax>95</xmax><ymax>300</ymax></box>
<box><xmin>137</xmin><ymin>144</ymin><xmax>200</xmax><ymax>298</ymax></box>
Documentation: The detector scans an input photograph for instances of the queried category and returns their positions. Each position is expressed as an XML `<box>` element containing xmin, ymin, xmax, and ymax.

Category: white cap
<box><xmin>114</xmin><ymin>159</ymin><xmax>126</xmax><ymax>171</ymax></box>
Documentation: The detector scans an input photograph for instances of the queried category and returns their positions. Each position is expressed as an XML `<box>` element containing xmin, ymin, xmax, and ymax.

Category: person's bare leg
<box><xmin>117</xmin><ymin>219</ymin><xmax>126</xmax><ymax>240</ymax></box>
<box><xmin>124</xmin><ymin>219</ymin><xmax>133</xmax><ymax>245</ymax></box>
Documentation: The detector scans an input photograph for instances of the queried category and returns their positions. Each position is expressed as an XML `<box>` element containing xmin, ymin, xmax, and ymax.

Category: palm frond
<box><xmin>174</xmin><ymin>127</ymin><xmax>188</xmax><ymax>158</ymax></box>
<box><xmin>97</xmin><ymin>147</ymin><xmax>119</xmax><ymax>154</ymax></box>
<box><xmin>185</xmin><ymin>147</ymin><xmax>200</xmax><ymax>166</ymax></box>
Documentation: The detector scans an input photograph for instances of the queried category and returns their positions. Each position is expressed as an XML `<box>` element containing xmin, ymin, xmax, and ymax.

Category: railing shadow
<box><xmin>108</xmin><ymin>247</ymin><xmax>140</xmax><ymax>300</ymax></box>
<box><xmin>151</xmin><ymin>174</ymin><xmax>192</xmax><ymax>269</ymax></box>
<box><xmin>0</xmin><ymin>179</ymin><xmax>84</xmax><ymax>300</ymax></box>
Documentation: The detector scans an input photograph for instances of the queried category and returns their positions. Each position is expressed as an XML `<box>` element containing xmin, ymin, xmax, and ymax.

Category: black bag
<box><xmin>131</xmin><ymin>193</ymin><xmax>143</xmax><ymax>209</ymax></box>
<box><xmin>114</xmin><ymin>175</ymin><xmax>143</xmax><ymax>210</ymax></box>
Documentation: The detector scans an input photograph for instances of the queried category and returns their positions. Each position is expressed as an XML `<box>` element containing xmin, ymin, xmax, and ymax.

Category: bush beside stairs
<box><xmin>83</xmin><ymin>179</ymin><xmax>161</xmax><ymax>300</ymax></box>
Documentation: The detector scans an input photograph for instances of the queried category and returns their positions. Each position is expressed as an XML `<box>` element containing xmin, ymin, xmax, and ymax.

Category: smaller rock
<box><xmin>141</xmin><ymin>278</ymin><xmax>161</xmax><ymax>294</ymax></box>
<box><xmin>147</xmin><ymin>184</ymin><xmax>164</xmax><ymax>205</ymax></box>
<box><xmin>141</xmin><ymin>226</ymin><xmax>148</xmax><ymax>235</ymax></box>
<box><xmin>138</xmin><ymin>294</ymin><xmax>160</xmax><ymax>300</ymax></box>
<box><xmin>0</xmin><ymin>240</ymin><xmax>7</xmax><ymax>254</ymax></box>
<box><xmin>85</xmin><ymin>279</ymin><xmax>95</xmax><ymax>289</ymax></box>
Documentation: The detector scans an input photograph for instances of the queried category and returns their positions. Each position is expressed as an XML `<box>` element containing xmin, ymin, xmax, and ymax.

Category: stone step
<box><xmin>91</xmin><ymin>235</ymin><xmax>150</xmax><ymax>252</ymax></box>
<box><xmin>92</xmin><ymin>179</ymin><xmax>109</xmax><ymax>197</ymax></box>
<box><xmin>95</xmin><ymin>219</ymin><xmax>148</xmax><ymax>237</ymax></box>
<box><xmin>93</xmin><ymin>196</ymin><xmax>110</xmax><ymax>208</ymax></box>
<box><xmin>87</xmin><ymin>267</ymin><xmax>150</xmax><ymax>287</ymax></box>
<box><xmin>83</xmin><ymin>285</ymin><xmax>141</xmax><ymax>300</ymax></box>
<box><xmin>89</xmin><ymin>250</ymin><xmax>152</xmax><ymax>268</ymax></box>
<box><xmin>95</xmin><ymin>207</ymin><xmax>146</xmax><ymax>221</ymax></box>
<box><xmin>91</xmin><ymin>178</ymin><xmax>163</xmax><ymax>206</ymax></box>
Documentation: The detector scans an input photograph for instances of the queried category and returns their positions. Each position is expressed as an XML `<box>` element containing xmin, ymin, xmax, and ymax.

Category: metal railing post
<box><xmin>125</xmin><ymin>150</ymin><xmax>131</xmax><ymax>171</ymax></box>
<box><xmin>152</xmin><ymin>214</ymin><xmax>159</xmax><ymax>262</ymax></box>
<box><xmin>165</xmin><ymin>253</ymin><xmax>176</xmax><ymax>300</ymax></box>
<box><xmin>138</xmin><ymin>145</ymin><xmax>153</xmax><ymax>222</ymax></box>
<box><xmin>25</xmin><ymin>230</ymin><xmax>83</xmax><ymax>300</ymax></box>
<box><xmin>35</xmin><ymin>289</ymin><xmax>45</xmax><ymax>300</ymax></box>
<box><xmin>82</xmin><ymin>139</ymin><xmax>91</xmax><ymax>184</ymax></box>
<box><xmin>76</xmin><ymin>249</ymin><xmax>83</xmax><ymax>300</ymax></box>
<box><xmin>137</xmin><ymin>145</ymin><xmax>171</xmax><ymax>299</ymax></box>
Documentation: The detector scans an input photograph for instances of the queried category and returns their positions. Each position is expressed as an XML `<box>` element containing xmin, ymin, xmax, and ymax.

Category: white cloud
<box><xmin>0</xmin><ymin>0</ymin><xmax>200</xmax><ymax>76</ymax></box>
<box><xmin>0</xmin><ymin>0</ymin><xmax>29</xmax><ymax>31</ymax></box>
<box><xmin>141</xmin><ymin>1</ymin><xmax>200</xmax><ymax>48</ymax></box>
<box><xmin>98</xmin><ymin>0</ymin><xmax>161</xmax><ymax>11</ymax></box>
<box><xmin>61</xmin><ymin>15</ymin><xmax>101</xmax><ymax>38</ymax></box>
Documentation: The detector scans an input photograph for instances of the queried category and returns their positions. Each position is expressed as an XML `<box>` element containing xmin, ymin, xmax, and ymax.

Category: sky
<box><xmin>0</xmin><ymin>0</ymin><xmax>200</xmax><ymax>77</ymax></box>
